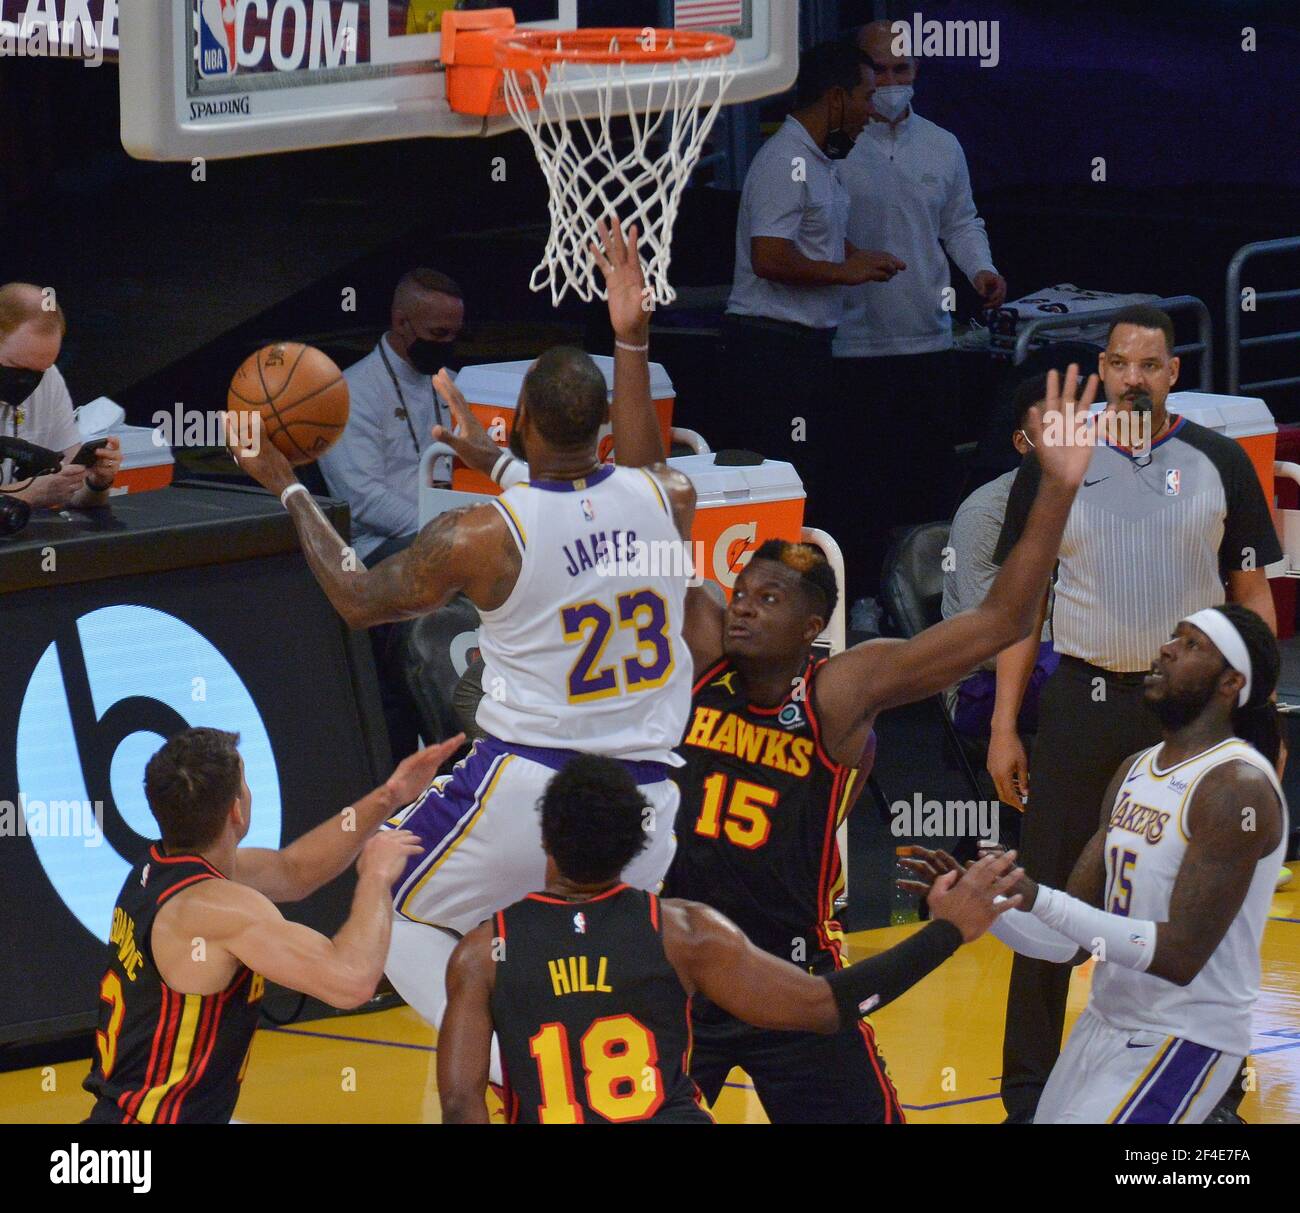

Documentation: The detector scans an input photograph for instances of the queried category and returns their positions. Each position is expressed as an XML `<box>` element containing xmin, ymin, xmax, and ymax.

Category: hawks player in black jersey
<box><xmin>437</xmin><ymin>755</ymin><xmax>1025</xmax><ymax>1123</ymax></box>
<box><xmin>84</xmin><ymin>726</ymin><xmax>461</xmax><ymax>1124</ymax></box>
<box><xmin>653</xmin><ymin>366</ymin><xmax>1100</xmax><ymax>1122</ymax></box>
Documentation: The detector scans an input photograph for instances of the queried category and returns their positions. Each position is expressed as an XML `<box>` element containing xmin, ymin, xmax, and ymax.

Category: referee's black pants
<box><xmin>716</xmin><ymin>312</ymin><xmax>835</xmax><ymax>493</ymax></box>
<box><xmin>829</xmin><ymin>350</ymin><xmax>961</xmax><ymax>600</ymax></box>
<box><xmin>1000</xmin><ymin>656</ymin><xmax>1162</xmax><ymax>1122</ymax></box>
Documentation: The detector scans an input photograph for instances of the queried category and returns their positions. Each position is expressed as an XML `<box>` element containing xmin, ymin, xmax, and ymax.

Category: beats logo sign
<box><xmin>15</xmin><ymin>605</ymin><xmax>281</xmax><ymax>942</ymax></box>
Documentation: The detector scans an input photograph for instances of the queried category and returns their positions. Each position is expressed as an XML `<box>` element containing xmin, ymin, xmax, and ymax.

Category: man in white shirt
<box><xmin>830</xmin><ymin>22</ymin><xmax>1006</xmax><ymax>598</ymax></box>
<box><xmin>721</xmin><ymin>39</ymin><xmax>904</xmax><ymax>485</ymax></box>
<box><xmin>319</xmin><ymin>268</ymin><xmax>464</xmax><ymax>566</ymax></box>
<box><xmin>0</xmin><ymin>282</ymin><xmax>122</xmax><ymax>508</ymax></box>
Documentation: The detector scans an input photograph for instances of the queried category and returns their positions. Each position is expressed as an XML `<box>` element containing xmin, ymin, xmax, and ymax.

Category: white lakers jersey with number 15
<box><xmin>1091</xmin><ymin>738</ymin><xmax>1288</xmax><ymax>1056</ymax></box>
<box><xmin>474</xmin><ymin>465</ymin><xmax>691</xmax><ymax>765</ymax></box>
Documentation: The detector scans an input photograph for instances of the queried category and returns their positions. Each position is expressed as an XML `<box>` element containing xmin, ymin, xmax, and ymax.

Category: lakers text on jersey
<box><xmin>1037</xmin><ymin>738</ymin><xmax>1288</xmax><ymax>1124</ymax></box>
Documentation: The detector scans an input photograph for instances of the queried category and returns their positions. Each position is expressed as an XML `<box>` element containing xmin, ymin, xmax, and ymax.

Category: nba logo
<box><xmin>573</xmin><ymin>912</ymin><xmax>587</xmax><ymax>934</ymax></box>
<box><xmin>1166</xmin><ymin>469</ymin><xmax>1181</xmax><ymax>496</ymax></box>
<box><xmin>197</xmin><ymin>0</ymin><xmax>239</xmax><ymax>78</ymax></box>
<box><xmin>580</xmin><ymin>498</ymin><xmax>595</xmax><ymax>522</ymax></box>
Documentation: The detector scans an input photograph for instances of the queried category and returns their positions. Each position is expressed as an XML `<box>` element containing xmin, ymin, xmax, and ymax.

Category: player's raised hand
<box><xmin>386</xmin><ymin>733</ymin><xmax>466</xmax><ymax>805</ymax></box>
<box><xmin>357</xmin><ymin>830</ymin><xmax>424</xmax><ymax>886</ymax></box>
<box><xmin>1023</xmin><ymin>364</ymin><xmax>1100</xmax><ymax>490</ymax></box>
<box><xmin>224</xmin><ymin>410</ymin><xmax>295</xmax><ymax>496</ymax></box>
<box><xmin>591</xmin><ymin>217</ymin><xmax>651</xmax><ymax>343</ymax></box>
<box><xmin>927</xmin><ymin>850</ymin><xmax>1025</xmax><ymax>943</ymax></box>
<box><xmin>431</xmin><ymin>371</ymin><xmax>504</xmax><ymax>476</ymax></box>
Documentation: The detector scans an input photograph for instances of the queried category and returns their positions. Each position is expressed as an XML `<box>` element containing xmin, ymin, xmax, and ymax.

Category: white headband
<box><xmin>1182</xmin><ymin>608</ymin><xmax>1252</xmax><ymax>707</ymax></box>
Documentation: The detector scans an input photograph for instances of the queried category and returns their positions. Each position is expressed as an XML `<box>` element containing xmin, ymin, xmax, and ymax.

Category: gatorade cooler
<box><xmin>668</xmin><ymin>452</ymin><xmax>806</xmax><ymax>595</ymax></box>
<box><xmin>449</xmin><ymin>355</ymin><xmax>675</xmax><ymax>495</ymax></box>
<box><xmin>114</xmin><ymin>425</ymin><xmax>175</xmax><ymax>493</ymax></box>
<box><xmin>1168</xmin><ymin>391</ymin><xmax>1289</xmax><ymax>636</ymax></box>
<box><xmin>1167</xmin><ymin>391</ymin><xmax>1276</xmax><ymax>501</ymax></box>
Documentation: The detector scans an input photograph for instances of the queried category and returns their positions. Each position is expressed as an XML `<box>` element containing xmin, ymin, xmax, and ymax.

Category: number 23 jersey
<box><xmin>474</xmin><ymin>465</ymin><xmax>689</xmax><ymax>766</ymax></box>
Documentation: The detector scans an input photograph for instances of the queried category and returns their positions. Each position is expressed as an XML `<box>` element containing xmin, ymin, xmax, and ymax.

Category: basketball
<box><xmin>226</xmin><ymin>342</ymin><xmax>349</xmax><ymax>466</ymax></box>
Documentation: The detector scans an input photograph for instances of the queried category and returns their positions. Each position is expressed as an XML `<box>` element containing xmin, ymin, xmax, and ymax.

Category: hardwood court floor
<box><xmin>5</xmin><ymin>883</ymin><xmax>1297</xmax><ymax>1124</ymax></box>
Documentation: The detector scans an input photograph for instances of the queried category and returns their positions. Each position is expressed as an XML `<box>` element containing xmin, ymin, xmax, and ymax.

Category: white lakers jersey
<box><xmin>474</xmin><ymin>465</ymin><xmax>691</xmax><ymax>765</ymax></box>
<box><xmin>1090</xmin><ymin>738</ymin><xmax>1288</xmax><ymax>1056</ymax></box>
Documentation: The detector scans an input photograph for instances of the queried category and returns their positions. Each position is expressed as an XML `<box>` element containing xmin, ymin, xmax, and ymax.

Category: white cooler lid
<box><xmin>113</xmin><ymin>423</ymin><xmax>176</xmax><ymax>470</ymax></box>
<box><xmin>668</xmin><ymin>452</ymin><xmax>806</xmax><ymax>507</ymax></box>
<box><xmin>1166</xmin><ymin>391</ymin><xmax>1276</xmax><ymax>439</ymax></box>
<box><xmin>454</xmin><ymin>355</ymin><xmax>675</xmax><ymax>410</ymax></box>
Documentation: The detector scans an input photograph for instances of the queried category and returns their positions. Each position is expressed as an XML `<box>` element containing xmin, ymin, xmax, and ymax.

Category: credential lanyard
<box><xmin>378</xmin><ymin>340</ymin><xmax>434</xmax><ymax>459</ymax></box>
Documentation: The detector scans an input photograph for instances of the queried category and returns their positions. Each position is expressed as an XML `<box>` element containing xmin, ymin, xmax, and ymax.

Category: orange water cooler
<box><xmin>446</xmin><ymin>356</ymin><xmax>676</xmax><ymax>495</ymax></box>
<box><xmin>665</xmin><ymin>452</ymin><xmax>807</xmax><ymax>594</ymax></box>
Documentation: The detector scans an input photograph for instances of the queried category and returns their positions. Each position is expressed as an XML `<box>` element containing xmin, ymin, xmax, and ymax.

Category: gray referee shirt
<box><xmin>994</xmin><ymin>417</ymin><xmax>1281</xmax><ymax>673</ymax></box>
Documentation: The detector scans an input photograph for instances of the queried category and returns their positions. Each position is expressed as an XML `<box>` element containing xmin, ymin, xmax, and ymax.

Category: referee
<box><xmin>987</xmin><ymin>305</ymin><xmax>1280</xmax><ymax>1122</ymax></box>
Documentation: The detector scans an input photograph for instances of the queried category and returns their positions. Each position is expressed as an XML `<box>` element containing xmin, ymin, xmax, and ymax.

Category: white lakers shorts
<box><xmin>1035</xmin><ymin>1007</ymin><xmax>1241</xmax><ymax>1124</ymax></box>
<box><xmin>383</xmin><ymin>736</ymin><xmax>680</xmax><ymax>937</ymax></box>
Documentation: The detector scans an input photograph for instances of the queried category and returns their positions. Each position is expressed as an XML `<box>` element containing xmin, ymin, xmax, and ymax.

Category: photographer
<box><xmin>0</xmin><ymin>282</ymin><xmax>121</xmax><ymax>508</ymax></box>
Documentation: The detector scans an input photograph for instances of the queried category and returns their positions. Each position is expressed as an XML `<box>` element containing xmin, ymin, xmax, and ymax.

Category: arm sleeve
<box><xmin>938</xmin><ymin>142</ymin><xmax>995</xmax><ymax>282</ymax></box>
<box><xmin>992</xmin><ymin>455</ymin><xmax>1041</xmax><ymax>565</ymax></box>
<box><xmin>318</xmin><ymin>379</ymin><xmax>419</xmax><ymax>541</ymax></box>
<box><xmin>989</xmin><ymin>904</ymin><xmax>1080</xmax><ymax>962</ymax></box>
<box><xmin>1032</xmin><ymin>885</ymin><xmax>1157</xmax><ymax>972</ymax></box>
<box><xmin>1216</xmin><ymin>437</ymin><xmax>1283</xmax><ymax>573</ymax></box>
<box><xmin>825</xmin><ymin>920</ymin><xmax>962</xmax><ymax>1027</ymax></box>
<box><xmin>746</xmin><ymin>151</ymin><xmax>808</xmax><ymax>242</ymax></box>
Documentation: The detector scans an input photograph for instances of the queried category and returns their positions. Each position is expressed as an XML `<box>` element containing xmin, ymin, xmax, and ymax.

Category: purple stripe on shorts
<box><xmin>1124</xmin><ymin>1039</ymin><xmax>1220</xmax><ymax>1124</ymax></box>
<box><xmin>487</xmin><ymin>737</ymin><xmax>670</xmax><ymax>786</ymax></box>
<box><xmin>388</xmin><ymin>740</ymin><xmax>503</xmax><ymax>896</ymax></box>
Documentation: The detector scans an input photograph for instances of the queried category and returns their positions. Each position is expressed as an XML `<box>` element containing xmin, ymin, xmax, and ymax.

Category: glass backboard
<box><xmin>120</xmin><ymin>1</ymin><xmax>797</xmax><ymax>160</ymax></box>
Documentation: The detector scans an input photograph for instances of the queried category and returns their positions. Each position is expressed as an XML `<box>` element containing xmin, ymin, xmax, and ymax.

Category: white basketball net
<box><xmin>502</xmin><ymin>43</ymin><xmax>736</xmax><ymax>307</ymax></box>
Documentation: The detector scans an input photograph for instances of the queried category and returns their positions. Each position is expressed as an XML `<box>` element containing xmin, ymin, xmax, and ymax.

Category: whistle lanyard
<box><xmin>378</xmin><ymin>341</ymin><xmax>442</xmax><ymax>459</ymax></box>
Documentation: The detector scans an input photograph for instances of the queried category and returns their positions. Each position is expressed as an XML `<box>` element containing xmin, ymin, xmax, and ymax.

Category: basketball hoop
<box><xmin>443</xmin><ymin>12</ymin><xmax>737</xmax><ymax>307</ymax></box>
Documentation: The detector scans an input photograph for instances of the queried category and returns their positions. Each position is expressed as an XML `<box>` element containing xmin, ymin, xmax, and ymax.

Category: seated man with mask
<box><xmin>320</xmin><ymin>268</ymin><xmax>465</xmax><ymax>566</ymax></box>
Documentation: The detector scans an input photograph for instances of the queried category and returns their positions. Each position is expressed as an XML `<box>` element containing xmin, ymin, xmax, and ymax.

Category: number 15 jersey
<box><xmin>475</xmin><ymin>466</ymin><xmax>690</xmax><ymax>765</ymax></box>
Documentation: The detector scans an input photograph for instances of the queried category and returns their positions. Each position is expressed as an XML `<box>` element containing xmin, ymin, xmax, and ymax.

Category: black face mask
<box><xmin>824</xmin><ymin>129</ymin><xmax>855</xmax><ymax>160</ymax></box>
<box><xmin>406</xmin><ymin>339</ymin><xmax>457</xmax><ymax>377</ymax></box>
<box><xmin>0</xmin><ymin>365</ymin><xmax>44</xmax><ymax>407</ymax></box>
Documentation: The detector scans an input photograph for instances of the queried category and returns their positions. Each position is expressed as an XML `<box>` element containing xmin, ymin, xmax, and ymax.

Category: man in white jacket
<box><xmin>831</xmin><ymin>21</ymin><xmax>1006</xmax><ymax>599</ymax></box>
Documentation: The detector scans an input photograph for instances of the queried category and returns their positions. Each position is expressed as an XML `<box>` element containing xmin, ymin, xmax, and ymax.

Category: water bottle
<box><xmin>890</xmin><ymin>845</ymin><xmax>920</xmax><ymax>926</ymax></box>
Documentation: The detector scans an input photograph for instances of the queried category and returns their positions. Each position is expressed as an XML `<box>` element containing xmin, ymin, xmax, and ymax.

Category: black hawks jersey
<box><xmin>83</xmin><ymin>845</ymin><xmax>264</xmax><ymax>1125</ymax></box>
<box><xmin>664</xmin><ymin>655</ymin><xmax>868</xmax><ymax>969</ymax></box>
<box><xmin>491</xmin><ymin>885</ymin><xmax>710</xmax><ymax>1124</ymax></box>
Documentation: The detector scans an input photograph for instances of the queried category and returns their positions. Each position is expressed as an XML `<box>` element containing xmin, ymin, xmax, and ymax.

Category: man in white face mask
<box><xmin>828</xmin><ymin>21</ymin><xmax>1006</xmax><ymax>602</ymax></box>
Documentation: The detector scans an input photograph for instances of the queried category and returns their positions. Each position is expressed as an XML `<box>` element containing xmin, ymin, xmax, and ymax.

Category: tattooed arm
<box><xmin>285</xmin><ymin>496</ymin><xmax>519</xmax><ymax>627</ymax></box>
<box><xmin>226</xmin><ymin>409</ymin><xmax>520</xmax><ymax>627</ymax></box>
